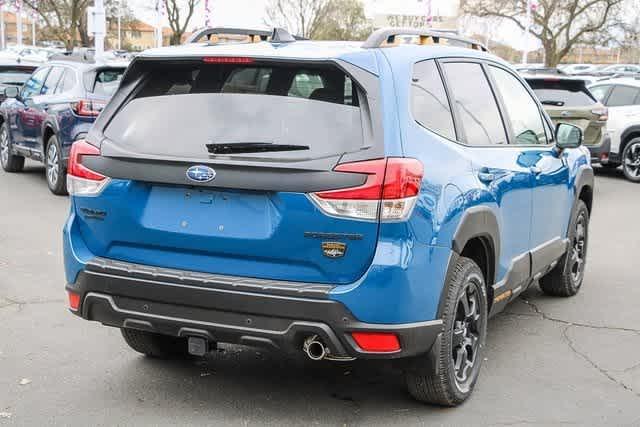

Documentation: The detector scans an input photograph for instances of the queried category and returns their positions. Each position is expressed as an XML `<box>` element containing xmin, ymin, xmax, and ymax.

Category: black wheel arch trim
<box><xmin>451</xmin><ymin>205</ymin><xmax>500</xmax><ymax>285</ymax></box>
<box><xmin>573</xmin><ymin>166</ymin><xmax>594</xmax><ymax>216</ymax></box>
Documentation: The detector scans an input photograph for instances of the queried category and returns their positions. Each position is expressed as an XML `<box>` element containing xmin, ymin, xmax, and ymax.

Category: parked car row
<box><xmin>0</xmin><ymin>53</ymin><xmax>128</xmax><ymax>193</ymax></box>
<box><xmin>517</xmin><ymin>69</ymin><xmax>640</xmax><ymax>182</ymax></box>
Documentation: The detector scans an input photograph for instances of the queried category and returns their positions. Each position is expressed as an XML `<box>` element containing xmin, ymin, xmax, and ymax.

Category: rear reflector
<box><xmin>202</xmin><ymin>56</ymin><xmax>254</xmax><ymax>64</ymax></box>
<box><xmin>67</xmin><ymin>140</ymin><xmax>110</xmax><ymax>196</ymax></box>
<box><xmin>310</xmin><ymin>158</ymin><xmax>423</xmax><ymax>221</ymax></box>
<box><xmin>67</xmin><ymin>291</ymin><xmax>80</xmax><ymax>311</ymax></box>
<box><xmin>351</xmin><ymin>332</ymin><xmax>401</xmax><ymax>353</ymax></box>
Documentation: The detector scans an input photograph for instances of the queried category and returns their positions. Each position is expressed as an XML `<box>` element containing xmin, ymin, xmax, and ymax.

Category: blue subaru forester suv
<box><xmin>63</xmin><ymin>28</ymin><xmax>593</xmax><ymax>406</ymax></box>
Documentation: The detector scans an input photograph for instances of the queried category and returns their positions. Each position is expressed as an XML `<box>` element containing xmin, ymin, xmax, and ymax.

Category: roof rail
<box><xmin>362</xmin><ymin>27</ymin><xmax>488</xmax><ymax>52</ymax></box>
<box><xmin>185</xmin><ymin>27</ymin><xmax>306</xmax><ymax>44</ymax></box>
<box><xmin>49</xmin><ymin>48</ymin><xmax>96</xmax><ymax>63</ymax></box>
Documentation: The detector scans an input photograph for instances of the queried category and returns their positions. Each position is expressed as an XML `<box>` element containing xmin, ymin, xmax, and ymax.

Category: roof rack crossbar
<box><xmin>185</xmin><ymin>27</ymin><xmax>305</xmax><ymax>44</ymax></box>
<box><xmin>362</xmin><ymin>27</ymin><xmax>488</xmax><ymax>52</ymax></box>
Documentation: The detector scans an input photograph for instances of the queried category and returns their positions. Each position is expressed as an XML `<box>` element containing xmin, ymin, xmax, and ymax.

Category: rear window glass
<box><xmin>134</xmin><ymin>62</ymin><xmax>359</xmax><ymax>106</ymax></box>
<box><xmin>92</xmin><ymin>68</ymin><xmax>125</xmax><ymax>96</ymax></box>
<box><xmin>104</xmin><ymin>61</ymin><xmax>364</xmax><ymax>162</ymax></box>
<box><xmin>0</xmin><ymin>69</ymin><xmax>33</xmax><ymax>85</ymax></box>
<box><xmin>527</xmin><ymin>79</ymin><xmax>596</xmax><ymax>107</ymax></box>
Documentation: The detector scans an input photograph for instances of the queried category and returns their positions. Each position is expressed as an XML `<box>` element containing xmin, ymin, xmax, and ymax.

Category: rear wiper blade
<box><xmin>206</xmin><ymin>142</ymin><xmax>309</xmax><ymax>155</ymax></box>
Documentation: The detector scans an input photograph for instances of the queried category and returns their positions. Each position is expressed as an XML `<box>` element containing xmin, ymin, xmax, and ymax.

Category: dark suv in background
<box><xmin>0</xmin><ymin>55</ymin><xmax>127</xmax><ymax>194</ymax></box>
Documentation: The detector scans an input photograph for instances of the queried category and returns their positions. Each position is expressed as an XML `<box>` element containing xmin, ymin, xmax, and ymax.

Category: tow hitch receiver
<box><xmin>188</xmin><ymin>336</ymin><xmax>208</xmax><ymax>356</ymax></box>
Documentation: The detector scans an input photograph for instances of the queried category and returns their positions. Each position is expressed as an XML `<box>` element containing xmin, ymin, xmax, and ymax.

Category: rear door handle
<box><xmin>530</xmin><ymin>166</ymin><xmax>542</xmax><ymax>175</ymax></box>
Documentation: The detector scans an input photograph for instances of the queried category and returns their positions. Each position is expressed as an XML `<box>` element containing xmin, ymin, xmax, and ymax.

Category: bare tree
<box><xmin>312</xmin><ymin>0</ymin><xmax>372</xmax><ymax>40</ymax></box>
<box><xmin>265</xmin><ymin>0</ymin><xmax>372</xmax><ymax>40</ymax></box>
<box><xmin>461</xmin><ymin>0</ymin><xmax>624</xmax><ymax>66</ymax></box>
<box><xmin>164</xmin><ymin>0</ymin><xmax>200</xmax><ymax>45</ymax></box>
<box><xmin>265</xmin><ymin>0</ymin><xmax>328</xmax><ymax>38</ymax></box>
<box><xmin>23</xmin><ymin>0</ymin><xmax>91</xmax><ymax>49</ymax></box>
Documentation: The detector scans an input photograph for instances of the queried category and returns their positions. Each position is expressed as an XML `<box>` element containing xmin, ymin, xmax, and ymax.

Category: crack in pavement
<box><xmin>0</xmin><ymin>296</ymin><xmax>65</xmax><ymax>311</ymax></box>
<box><xmin>562</xmin><ymin>324</ymin><xmax>639</xmax><ymax>398</ymax></box>
<box><xmin>505</xmin><ymin>298</ymin><xmax>640</xmax><ymax>334</ymax></box>
<box><xmin>503</xmin><ymin>297</ymin><xmax>640</xmax><ymax>399</ymax></box>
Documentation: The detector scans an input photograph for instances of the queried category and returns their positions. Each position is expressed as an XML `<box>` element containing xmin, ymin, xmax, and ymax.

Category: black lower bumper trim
<box><xmin>68</xmin><ymin>263</ymin><xmax>443</xmax><ymax>360</ymax></box>
<box><xmin>587</xmin><ymin>134</ymin><xmax>611</xmax><ymax>163</ymax></box>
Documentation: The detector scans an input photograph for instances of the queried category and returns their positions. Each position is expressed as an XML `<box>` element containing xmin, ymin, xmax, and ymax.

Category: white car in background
<box><xmin>563</xmin><ymin>64</ymin><xmax>599</xmax><ymax>75</ymax></box>
<box><xmin>589</xmin><ymin>78</ymin><xmax>640</xmax><ymax>182</ymax></box>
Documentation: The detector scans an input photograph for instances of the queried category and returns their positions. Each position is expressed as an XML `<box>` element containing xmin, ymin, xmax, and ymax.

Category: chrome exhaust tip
<box><xmin>303</xmin><ymin>335</ymin><xmax>327</xmax><ymax>361</ymax></box>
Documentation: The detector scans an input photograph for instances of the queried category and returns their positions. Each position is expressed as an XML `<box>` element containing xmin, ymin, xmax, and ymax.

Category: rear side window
<box><xmin>42</xmin><ymin>66</ymin><xmax>64</xmax><ymax>95</ymax></box>
<box><xmin>442</xmin><ymin>62</ymin><xmax>507</xmax><ymax>145</ymax></box>
<box><xmin>606</xmin><ymin>85</ymin><xmax>640</xmax><ymax>107</ymax></box>
<box><xmin>411</xmin><ymin>60</ymin><xmax>456</xmax><ymax>140</ymax></box>
<box><xmin>92</xmin><ymin>69</ymin><xmax>125</xmax><ymax>96</ymax></box>
<box><xmin>57</xmin><ymin>69</ymin><xmax>77</xmax><ymax>94</ymax></box>
<box><xmin>527</xmin><ymin>79</ymin><xmax>596</xmax><ymax>107</ymax></box>
<box><xmin>134</xmin><ymin>62</ymin><xmax>358</xmax><ymax>106</ymax></box>
<box><xmin>21</xmin><ymin>67</ymin><xmax>49</xmax><ymax>98</ymax></box>
<box><xmin>489</xmin><ymin>66</ymin><xmax>547</xmax><ymax>145</ymax></box>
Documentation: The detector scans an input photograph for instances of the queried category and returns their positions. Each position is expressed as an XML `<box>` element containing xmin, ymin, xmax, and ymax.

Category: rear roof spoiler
<box><xmin>185</xmin><ymin>27</ymin><xmax>306</xmax><ymax>44</ymax></box>
<box><xmin>362</xmin><ymin>27</ymin><xmax>488</xmax><ymax>52</ymax></box>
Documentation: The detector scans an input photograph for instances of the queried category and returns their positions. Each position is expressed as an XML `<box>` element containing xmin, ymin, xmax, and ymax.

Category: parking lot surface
<box><xmin>0</xmin><ymin>162</ymin><xmax>639</xmax><ymax>426</ymax></box>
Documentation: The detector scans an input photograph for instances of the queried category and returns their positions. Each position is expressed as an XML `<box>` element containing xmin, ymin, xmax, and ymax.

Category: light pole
<box><xmin>16</xmin><ymin>0</ymin><xmax>22</xmax><ymax>46</ymax></box>
<box><xmin>91</xmin><ymin>0</ymin><xmax>105</xmax><ymax>58</ymax></box>
<box><xmin>0</xmin><ymin>1</ymin><xmax>5</xmax><ymax>50</ymax></box>
<box><xmin>522</xmin><ymin>0</ymin><xmax>537</xmax><ymax>65</ymax></box>
<box><xmin>117</xmin><ymin>0</ymin><xmax>121</xmax><ymax>50</ymax></box>
<box><xmin>31</xmin><ymin>5</ymin><xmax>35</xmax><ymax>45</ymax></box>
<box><xmin>155</xmin><ymin>0</ymin><xmax>163</xmax><ymax>48</ymax></box>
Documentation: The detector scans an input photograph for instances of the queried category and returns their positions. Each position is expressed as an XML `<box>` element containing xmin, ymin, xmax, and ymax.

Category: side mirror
<box><xmin>3</xmin><ymin>86</ymin><xmax>19</xmax><ymax>99</ymax></box>
<box><xmin>555</xmin><ymin>123</ymin><xmax>583</xmax><ymax>150</ymax></box>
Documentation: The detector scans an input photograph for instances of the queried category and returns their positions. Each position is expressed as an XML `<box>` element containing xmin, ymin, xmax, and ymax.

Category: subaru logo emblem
<box><xmin>186</xmin><ymin>165</ymin><xmax>216</xmax><ymax>183</ymax></box>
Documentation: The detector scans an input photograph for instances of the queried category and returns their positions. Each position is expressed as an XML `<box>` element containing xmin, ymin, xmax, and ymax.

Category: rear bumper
<box><xmin>586</xmin><ymin>133</ymin><xmax>611</xmax><ymax>163</ymax></box>
<box><xmin>67</xmin><ymin>258</ymin><xmax>443</xmax><ymax>360</ymax></box>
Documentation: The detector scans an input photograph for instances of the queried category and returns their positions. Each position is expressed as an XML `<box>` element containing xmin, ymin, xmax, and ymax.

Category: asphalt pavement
<box><xmin>0</xmin><ymin>161</ymin><xmax>639</xmax><ymax>426</ymax></box>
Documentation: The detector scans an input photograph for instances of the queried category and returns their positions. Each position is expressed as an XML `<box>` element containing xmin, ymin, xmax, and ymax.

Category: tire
<box><xmin>622</xmin><ymin>138</ymin><xmax>640</xmax><ymax>183</ymax></box>
<box><xmin>45</xmin><ymin>135</ymin><xmax>67</xmax><ymax>195</ymax></box>
<box><xmin>405</xmin><ymin>256</ymin><xmax>488</xmax><ymax>406</ymax></box>
<box><xmin>540</xmin><ymin>200</ymin><xmax>589</xmax><ymax>297</ymax></box>
<box><xmin>121</xmin><ymin>328</ymin><xmax>190</xmax><ymax>359</ymax></box>
<box><xmin>0</xmin><ymin>122</ymin><xmax>24</xmax><ymax>172</ymax></box>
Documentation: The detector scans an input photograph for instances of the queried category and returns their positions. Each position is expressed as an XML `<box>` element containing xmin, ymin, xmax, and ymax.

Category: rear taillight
<box><xmin>66</xmin><ymin>140</ymin><xmax>110</xmax><ymax>196</ymax></box>
<box><xmin>71</xmin><ymin>99</ymin><xmax>106</xmax><ymax>117</ymax></box>
<box><xmin>591</xmin><ymin>107</ymin><xmax>608</xmax><ymax>121</ymax></box>
<box><xmin>309</xmin><ymin>158</ymin><xmax>423</xmax><ymax>221</ymax></box>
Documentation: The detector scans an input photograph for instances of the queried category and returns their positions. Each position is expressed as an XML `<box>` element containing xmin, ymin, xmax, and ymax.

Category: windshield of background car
<box><xmin>528</xmin><ymin>79</ymin><xmax>597</xmax><ymax>107</ymax></box>
<box><xmin>103</xmin><ymin>60</ymin><xmax>364</xmax><ymax>161</ymax></box>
